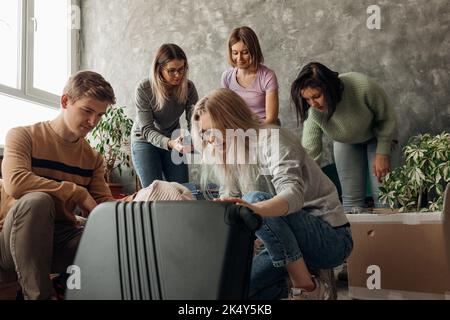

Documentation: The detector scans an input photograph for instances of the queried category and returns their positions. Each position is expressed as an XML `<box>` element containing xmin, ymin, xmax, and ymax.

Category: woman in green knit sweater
<box><xmin>290</xmin><ymin>62</ymin><xmax>398</xmax><ymax>212</ymax></box>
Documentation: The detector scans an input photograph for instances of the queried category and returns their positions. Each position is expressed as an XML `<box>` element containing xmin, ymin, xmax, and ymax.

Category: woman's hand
<box><xmin>214</xmin><ymin>197</ymin><xmax>260</xmax><ymax>213</ymax></box>
<box><xmin>214</xmin><ymin>195</ymin><xmax>289</xmax><ymax>217</ymax></box>
<box><xmin>373</xmin><ymin>154</ymin><xmax>391</xmax><ymax>182</ymax></box>
<box><xmin>168</xmin><ymin>136</ymin><xmax>192</xmax><ymax>153</ymax></box>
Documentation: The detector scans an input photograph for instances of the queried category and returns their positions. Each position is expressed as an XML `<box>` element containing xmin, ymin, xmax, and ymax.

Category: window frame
<box><xmin>0</xmin><ymin>0</ymin><xmax>79</xmax><ymax>108</ymax></box>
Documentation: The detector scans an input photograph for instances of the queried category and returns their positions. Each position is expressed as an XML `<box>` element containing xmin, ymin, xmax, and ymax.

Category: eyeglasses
<box><xmin>164</xmin><ymin>66</ymin><xmax>187</xmax><ymax>77</ymax></box>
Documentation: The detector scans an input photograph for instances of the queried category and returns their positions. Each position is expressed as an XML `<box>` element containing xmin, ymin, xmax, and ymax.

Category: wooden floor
<box><xmin>1</xmin><ymin>267</ymin><xmax>351</xmax><ymax>300</ymax></box>
<box><xmin>0</xmin><ymin>281</ymin><xmax>19</xmax><ymax>300</ymax></box>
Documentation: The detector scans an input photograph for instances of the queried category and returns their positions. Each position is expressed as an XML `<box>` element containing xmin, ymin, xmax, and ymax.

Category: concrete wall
<box><xmin>80</xmin><ymin>0</ymin><xmax>450</xmax><ymax>190</ymax></box>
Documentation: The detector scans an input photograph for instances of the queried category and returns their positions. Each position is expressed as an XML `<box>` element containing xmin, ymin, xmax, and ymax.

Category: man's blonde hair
<box><xmin>63</xmin><ymin>70</ymin><xmax>116</xmax><ymax>104</ymax></box>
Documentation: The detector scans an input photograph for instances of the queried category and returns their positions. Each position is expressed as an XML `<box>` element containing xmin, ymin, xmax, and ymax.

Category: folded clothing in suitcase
<box><xmin>65</xmin><ymin>201</ymin><xmax>262</xmax><ymax>300</ymax></box>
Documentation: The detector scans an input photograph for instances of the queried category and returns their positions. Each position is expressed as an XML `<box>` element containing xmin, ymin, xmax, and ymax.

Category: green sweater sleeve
<box><xmin>365</xmin><ymin>79</ymin><xmax>397</xmax><ymax>155</ymax></box>
<box><xmin>301</xmin><ymin>117</ymin><xmax>323</xmax><ymax>163</ymax></box>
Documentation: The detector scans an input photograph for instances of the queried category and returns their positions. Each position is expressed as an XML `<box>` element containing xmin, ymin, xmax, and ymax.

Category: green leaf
<box><xmin>380</xmin><ymin>131</ymin><xmax>450</xmax><ymax>212</ymax></box>
<box><xmin>87</xmin><ymin>105</ymin><xmax>134</xmax><ymax>180</ymax></box>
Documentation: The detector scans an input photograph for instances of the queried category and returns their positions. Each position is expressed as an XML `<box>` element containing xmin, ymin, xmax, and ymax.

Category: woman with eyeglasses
<box><xmin>191</xmin><ymin>89</ymin><xmax>352</xmax><ymax>300</ymax></box>
<box><xmin>221</xmin><ymin>26</ymin><xmax>280</xmax><ymax>125</ymax></box>
<box><xmin>131</xmin><ymin>43</ymin><xmax>198</xmax><ymax>188</ymax></box>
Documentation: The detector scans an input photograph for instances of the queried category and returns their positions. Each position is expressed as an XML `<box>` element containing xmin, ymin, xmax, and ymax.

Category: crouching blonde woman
<box><xmin>191</xmin><ymin>89</ymin><xmax>353</xmax><ymax>300</ymax></box>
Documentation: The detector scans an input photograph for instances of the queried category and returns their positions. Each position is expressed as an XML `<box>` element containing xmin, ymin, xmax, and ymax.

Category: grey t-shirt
<box><xmin>132</xmin><ymin>79</ymin><xmax>198</xmax><ymax>150</ymax></box>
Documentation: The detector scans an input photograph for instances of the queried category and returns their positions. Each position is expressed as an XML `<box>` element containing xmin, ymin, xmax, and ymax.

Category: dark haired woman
<box><xmin>131</xmin><ymin>43</ymin><xmax>198</xmax><ymax>188</ymax></box>
<box><xmin>221</xmin><ymin>26</ymin><xmax>279</xmax><ymax>125</ymax></box>
<box><xmin>291</xmin><ymin>62</ymin><xmax>398</xmax><ymax>212</ymax></box>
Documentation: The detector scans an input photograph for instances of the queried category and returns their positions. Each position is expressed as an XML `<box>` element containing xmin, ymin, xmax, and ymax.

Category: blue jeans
<box><xmin>131</xmin><ymin>139</ymin><xmax>188</xmax><ymax>188</ymax></box>
<box><xmin>333</xmin><ymin>138</ymin><xmax>399</xmax><ymax>211</ymax></box>
<box><xmin>244</xmin><ymin>192</ymin><xmax>353</xmax><ymax>300</ymax></box>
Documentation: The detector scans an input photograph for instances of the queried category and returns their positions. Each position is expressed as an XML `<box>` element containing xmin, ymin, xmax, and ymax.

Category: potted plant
<box><xmin>379</xmin><ymin>132</ymin><xmax>450</xmax><ymax>212</ymax></box>
<box><xmin>345</xmin><ymin>132</ymin><xmax>450</xmax><ymax>300</ymax></box>
<box><xmin>87</xmin><ymin>105</ymin><xmax>134</xmax><ymax>197</ymax></box>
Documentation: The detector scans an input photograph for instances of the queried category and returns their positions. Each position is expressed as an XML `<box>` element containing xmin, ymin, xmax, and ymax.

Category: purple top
<box><xmin>221</xmin><ymin>64</ymin><xmax>278</xmax><ymax>121</ymax></box>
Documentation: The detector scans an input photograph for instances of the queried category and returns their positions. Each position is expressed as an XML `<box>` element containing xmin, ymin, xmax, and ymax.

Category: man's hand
<box><xmin>373</xmin><ymin>154</ymin><xmax>391</xmax><ymax>182</ymax></box>
<box><xmin>79</xmin><ymin>194</ymin><xmax>98</xmax><ymax>218</ymax></box>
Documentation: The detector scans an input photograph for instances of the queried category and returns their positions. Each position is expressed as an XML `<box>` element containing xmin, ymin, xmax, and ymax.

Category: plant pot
<box><xmin>108</xmin><ymin>182</ymin><xmax>124</xmax><ymax>199</ymax></box>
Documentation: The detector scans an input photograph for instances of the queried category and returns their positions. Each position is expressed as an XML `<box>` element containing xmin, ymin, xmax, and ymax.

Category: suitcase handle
<box><xmin>238</xmin><ymin>206</ymin><xmax>263</xmax><ymax>231</ymax></box>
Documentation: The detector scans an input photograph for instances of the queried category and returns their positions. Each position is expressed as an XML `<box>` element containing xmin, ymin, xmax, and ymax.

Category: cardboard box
<box><xmin>347</xmin><ymin>184</ymin><xmax>450</xmax><ymax>300</ymax></box>
<box><xmin>346</xmin><ymin>211</ymin><xmax>450</xmax><ymax>299</ymax></box>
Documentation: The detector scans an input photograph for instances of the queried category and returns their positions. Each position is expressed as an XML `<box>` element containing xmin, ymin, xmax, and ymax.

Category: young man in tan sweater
<box><xmin>0</xmin><ymin>71</ymin><xmax>116</xmax><ymax>299</ymax></box>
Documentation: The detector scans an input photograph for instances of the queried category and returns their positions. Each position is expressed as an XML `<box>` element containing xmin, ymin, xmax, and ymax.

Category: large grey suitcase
<box><xmin>65</xmin><ymin>201</ymin><xmax>261</xmax><ymax>300</ymax></box>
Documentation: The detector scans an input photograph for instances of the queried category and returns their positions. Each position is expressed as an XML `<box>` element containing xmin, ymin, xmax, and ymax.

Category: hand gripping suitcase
<box><xmin>65</xmin><ymin>200</ymin><xmax>262</xmax><ymax>300</ymax></box>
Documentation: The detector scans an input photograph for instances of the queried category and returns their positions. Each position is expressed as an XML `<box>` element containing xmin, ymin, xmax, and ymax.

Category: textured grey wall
<box><xmin>80</xmin><ymin>0</ymin><xmax>450</xmax><ymax>189</ymax></box>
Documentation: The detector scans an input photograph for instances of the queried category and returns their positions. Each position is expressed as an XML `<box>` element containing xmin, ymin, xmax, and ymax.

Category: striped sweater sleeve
<box><xmin>2</xmin><ymin>127</ymin><xmax>90</xmax><ymax>205</ymax></box>
<box><xmin>87</xmin><ymin>153</ymin><xmax>114</xmax><ymax>203</ymax></box>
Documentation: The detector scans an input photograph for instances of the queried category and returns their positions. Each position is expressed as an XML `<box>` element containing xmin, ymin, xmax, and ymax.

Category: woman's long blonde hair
<box><xmin>191</xmin><ymin>89</ymin><xmax>261</xmax><ymax>197</ymax></box>
<box><xmin>150</xmin><ymin>43</ymin><xmax>189</xmax><ymax>110</ymax></box>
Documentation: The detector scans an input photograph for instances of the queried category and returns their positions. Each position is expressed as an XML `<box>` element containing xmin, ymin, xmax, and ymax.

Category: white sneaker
<box><xmin>288</xmin><ymin>277</ymin><xmax>332</xmax><ymax>300</ymax></box>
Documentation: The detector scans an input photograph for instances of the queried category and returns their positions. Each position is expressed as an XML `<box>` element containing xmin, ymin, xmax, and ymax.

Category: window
<box><xmin>0</xmin><ymin>94</ymin><xmax>58</xmax><ymax>146</ymax></box>
<box><xmin>0</xmin><ymin>0</ymin><xmax>20</xmax><ymax>89</ymax></box>
<box><xmin>0</xmin><ymin>0</ymin><xmax>79</xmax><ymax>106</ymax></box>
<box><xmin>31</xmin><ymin>0</ymin><xmax>71</xmax><ymax>96</ymax></box>
<box><xmin>0</xmin><ymin>0</ymin><xmax>79</xmax><ymax>146</ymax></box>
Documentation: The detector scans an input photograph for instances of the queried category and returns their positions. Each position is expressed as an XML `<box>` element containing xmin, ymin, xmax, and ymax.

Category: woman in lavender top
<box><xmin>221</xmin><ymin>26</ymin><xmax>280</xmax><ymax>125</ymax></box>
